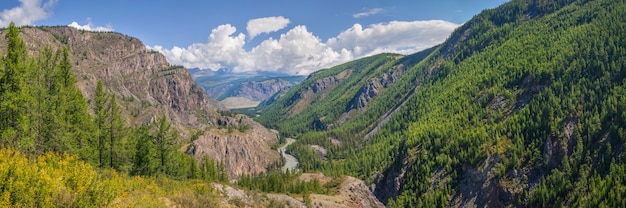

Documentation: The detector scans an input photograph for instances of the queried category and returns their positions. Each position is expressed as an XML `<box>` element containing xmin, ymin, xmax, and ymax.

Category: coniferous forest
<box><xmin>0</xmin><ymin>22</ymin><xmax>230</xmax><ymax>206</ymax></box>
<box><xmin>257</xmin><ymin>0</ymin><xmax>626</xmax><ymax>207</ymax></box>
<box><xmin>1</xmin><ymin>0</ymin><xmax>626</xmax><ymax>207</ymax></box>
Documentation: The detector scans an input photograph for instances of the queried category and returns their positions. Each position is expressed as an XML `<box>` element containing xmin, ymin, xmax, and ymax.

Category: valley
<box><xmin>278</xmin><ymin>138</ymin><xmax>299</xmax><ymax>173</ymax></box>
<box><xmin>0</xmin><ymin>0</ymin><xmax>625</xmax><ymax>207</ymax></box>
<box><xmin>189</xmin><ymin>68</ymin><xmax>305</xmax><ymax>109</ymax></box>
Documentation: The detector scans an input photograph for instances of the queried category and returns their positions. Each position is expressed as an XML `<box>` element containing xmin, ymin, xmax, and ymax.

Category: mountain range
<box><xmin>0</xmin><ymin>26</ymin><xmax>286</xmax><ymax>179</ymax></box>
<box><xmin>189</xmin><ymin>68</ymin><xmax>305</xmax><ymax>109</ymax></box>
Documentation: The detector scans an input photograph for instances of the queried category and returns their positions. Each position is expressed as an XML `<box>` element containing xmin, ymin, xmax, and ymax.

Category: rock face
<box><xmin>347</xmin><ymin>64</ymin><xmax>406</xmax><ymax>112</ymax></box>
<box><xmin>186</xmin><ymin>115</ymin><xmax>281</xmax><ymax>179</ymax></box>
<box><xmin>231</xmin><ymin>78</ymin><xmax>295</xmax><ymax>101</ymax></box>
<box><xmin>2</xmin><ymin>26</ymin><xmax>281</xmax><ymax>177</ymax></box>
<box><xmin>2</xmin><ymin>26</ymin><xmax>221</xmax><ymax>138</ymax></box>
<box><xmin>287</xmin><ymin>70</ymin><xmax>352</xmax><ymax>116</ymax></box>
<box><xmin>214</xmin><ymin>173</ymin><xmax>384</xmax><ymax>208</ymax></box>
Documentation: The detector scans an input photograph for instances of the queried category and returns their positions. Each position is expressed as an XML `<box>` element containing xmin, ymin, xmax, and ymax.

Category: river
<box><xmin>277</xmin><ymin>138</ymin><xmax>299</xmax><ymax>173</ymax></box>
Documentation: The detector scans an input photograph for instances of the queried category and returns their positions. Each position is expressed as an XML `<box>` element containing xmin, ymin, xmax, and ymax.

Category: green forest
<box><xmin>257</xmin><ymin>0</ymin><xmax>626</xmax><ymax>207</ymax></box>
<box><xmin>0</xmin><ymin>22</ymin><xmax>233</xmax><ymax>206</ymax></box>
<box><xmin>0</xmin><ymin>22</ymin><xmax>326</xmax><ymax>207</ymax></box>
<box><xmin>1</xmin><ymin>0</ymin><xmax>626</xmax><ymax>206</ymax></box>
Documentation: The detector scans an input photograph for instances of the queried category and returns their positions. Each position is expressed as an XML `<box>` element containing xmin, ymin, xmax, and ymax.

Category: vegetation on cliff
<box><xmin>0</xmin><ymin>23</ymin><xmax>229</xmax><ymax>206</ymax></box>
<box><xmin>258</xmin><ymin>0</ymin><xmax>626</xmax><ymax>206</ymax></box>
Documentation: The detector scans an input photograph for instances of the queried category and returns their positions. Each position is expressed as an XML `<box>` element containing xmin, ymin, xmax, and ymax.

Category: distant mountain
<box><xmin>189</xmin><ymin>68</ymin><xmax>305</xmax><ymax>107</ymax></box>
<box><xmin>257</xmin><ymin>0</ymin><xmax>626</xmax><ymax>207</ymax></box>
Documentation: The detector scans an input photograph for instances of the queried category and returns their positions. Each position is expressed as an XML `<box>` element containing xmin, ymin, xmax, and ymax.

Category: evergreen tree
<box><xmin>154</xmin><ymin>116</ymin><xmax>176</xmax><ymax>173</ymax></box>
<box><xmin>132</xmin><ymin>125</ymin><xmax>157</xmax><ymax>176</ymax></box>
<box><xmin>95</xmin><ymin>80</ymin><xmax>108</xmax><ymax>167</ymax></box>
<box><xmin>0</xmin><ymin>22</ymin><xmax>29</xmax><ymax>149</ymax></box>
<box><xmin>108</xmin><ymin>95</ymin><xmax>125</xmax><ymax>168</ymax></box>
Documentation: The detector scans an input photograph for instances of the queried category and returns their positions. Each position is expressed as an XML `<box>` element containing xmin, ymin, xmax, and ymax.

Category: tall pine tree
<box><xmin>0</xmin><ymin>22</ymin><xmax>29</xmax><ymax>150</ymax></box>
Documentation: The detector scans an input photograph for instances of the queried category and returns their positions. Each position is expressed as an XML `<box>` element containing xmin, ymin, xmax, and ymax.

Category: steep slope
<box><xmin>259</xmin><ymin>0</ymin><xmax>626</xmax><ymax>207</ymax></box>
<box><xmin>0</xmin><ymin>26</ymin><xmax>220</xmax><ymax>137</ymax></box>
<box><xmin>0</xmin><ymin>26</ymin><xmax>281</xmax><ymax>178</ymax></box>
<box><xmin>257</xmin><ymin>50</ymin><xmax>433</xmax><ymax>137</ymax></box>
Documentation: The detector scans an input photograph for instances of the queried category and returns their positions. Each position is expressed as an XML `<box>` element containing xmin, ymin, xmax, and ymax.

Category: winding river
<box><xmin>277</xmin><ymin>138</ymin><xmax>299</xmax><ymax>172</ymax></box>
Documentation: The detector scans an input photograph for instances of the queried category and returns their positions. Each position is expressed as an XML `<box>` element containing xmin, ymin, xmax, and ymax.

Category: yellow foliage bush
<box><xmin>0</xmin><ymin>148</ymin><xmax>219</xmax><ymax>207</ymax></box>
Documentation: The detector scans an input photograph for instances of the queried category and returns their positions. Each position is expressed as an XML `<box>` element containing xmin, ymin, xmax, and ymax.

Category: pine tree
<box><xmin>95</xmin><ymin>80</ymin><xmax>108</xmax><ymax>167</ymax></box>
<box><xmin>154</xmin><ymin>116</ymin><xmax>176</xmax><ymax>173</ymax></box>
<box><xmin>0</xmin><ymin>22</ymin><xmax>29</xmax><ymax>149</ymax></box>
<box><xmin>109</xmin><ymin>95</ymin><xmax>125</xmax><ymax>168</ymax></box>
<box><xmin>132</xmin><ymin>125</ymin><xmax>157</xmax><ymax>176</ymax></box>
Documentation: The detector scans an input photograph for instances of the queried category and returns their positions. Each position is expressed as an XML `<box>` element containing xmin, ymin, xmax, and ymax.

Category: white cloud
<box><xmin>246</xmin><ymin>16</ymin><xmax>290</xmax><ymax>40</ymax></box>
<box><xmin>353</xmin><ymin>8</ymin><xmax>385</xmax><ymax>18</ymax></box>
<box><xmin>68</xmin><ymin>20</ymin><xmax>114</xmax><ymax>32</ymax></box>
<box><xmin>150</xmin><ymin>19</ymin><xmax>460</xmax><ymax>75</ymax></box>
<box><xmin>151</xmin><ymin>24</ymin><xmax>247</xmax><ymax>71</ymax></box>
<box><xmin>0</xmin><ymin>0</ymin><xmax>57</xmax><ymax>27</ymax></box>
<box><xmin>327</xmin><ymin>20</ymin><xmax>459</xmax><ymax>57</ymax></box>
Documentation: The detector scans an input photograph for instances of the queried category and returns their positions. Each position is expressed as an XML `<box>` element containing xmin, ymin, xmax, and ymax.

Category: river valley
<box><xmin>277</xmin><ymin>138</ymin><xmax>299</xmax><ymax>172</ymax></box>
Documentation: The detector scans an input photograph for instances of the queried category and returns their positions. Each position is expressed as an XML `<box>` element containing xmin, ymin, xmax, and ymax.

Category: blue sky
<box><xmin>1</xmin><ymin>0</ymin><xmax>509</xmax><ymax>74</ymax></box>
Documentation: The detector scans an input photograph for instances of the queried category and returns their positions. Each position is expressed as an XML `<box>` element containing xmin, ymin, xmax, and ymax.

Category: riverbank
<box><xmin>277</xmin><ymin>138</ymin><xmax>299</xmax><ymax>172</ymax></box>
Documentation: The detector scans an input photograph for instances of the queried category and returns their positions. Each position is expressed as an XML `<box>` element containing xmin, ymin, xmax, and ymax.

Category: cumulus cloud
<box><xmin>353</xmin><ymin>8</ymin><xmax>385</xmax><ymax>18</ymax></box>
<box><xmin>68</xmin><ymin>19</ymin><xmax>114</xmax><ymax>32</ymax></box>
<box><xmin>151</xmin><ymin>24</ymin><xmax>247</xmax><ymax>71</ymax></box>
<box><xmin>0</xmin><ymin>0</ymin><xmax>57</xmax><ymax>27</ymax></box>
<box><xmin>327</xmin><ymin>20</ymin><xmax>459</xmax><ymax>57</ymax></box>
<box><xmin>246</xmin><ymin>16</ymin><xmax>290</xmax><ymax>40</ymax></box>
<box><xmin>150</xmin><ymin>19</ymin><xmax>460</xmax><ymax>75</ymax></box>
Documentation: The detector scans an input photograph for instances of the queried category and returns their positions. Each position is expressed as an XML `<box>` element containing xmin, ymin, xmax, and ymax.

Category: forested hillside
<box><xmin>0</xmin><ymin>23</ymin><xmax>231</xmax><ymax>206</ymax></box>
<box><xmin>0</xmin><ymin>23</ymin><xmax>381</xmax><ymax>207</ymax></box>
<box><xmin>258</xmin><ymin>0</ymin><xmax>626</xmax><ymax>207</ymax></box>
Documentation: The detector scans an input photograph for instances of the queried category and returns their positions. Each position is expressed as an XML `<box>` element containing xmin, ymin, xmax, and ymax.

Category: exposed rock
<box><xmin>187</xmin><ymin>115</ymin><xmax>281</xmax><ymax>179</ymax></box>
<box><xmin>231</xmin><ymin>78</ymin><xmax>295</xmax><ymax>101</ymax></box>
<box><xmin>288</xmin><ymin>70</ymin><xmax>352</xmax><ymax>116</ymax></box>
<box><xmin>347</xmin><ymin>64</ymin><xmax>406</xmax><ymax>112</ymax></box>
<box><xmin>4</xmin><ymin>26</ymin><xmax>282</xmax><ymax>178</ymax></box>
<box><xmin>451</xmin><ymin>155</ymin><xmax>511</xmax><ymax>208</ymax></box>
<box><xmin>308</xmin><ymin>145</ymin><xmax>328</xmax><ymax>160</ymax></box>
<box><xmin>338</xmin><ymin>177</ymin><xmax>385</xmax><ymax>208</ymax></box>
<box><xmin>213</xmin><ymin>174</ymin><xmax>384</xmax><ymax>208</ymax></box>
<box><xmin>2</xmin><ymin>26</ymin><xmax>223</xmax><ymax>139</ymax></box>
<box><xmin>372</xmin><ymin>144</ymin><xmax>408</xmax><ymax>204</ymax></box>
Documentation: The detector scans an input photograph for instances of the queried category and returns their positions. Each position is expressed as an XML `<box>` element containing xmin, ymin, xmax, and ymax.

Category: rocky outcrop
<box><xmin>347</xmin><ymin>64</ymin><xmax>406</xmax><ymax>111</ymax></box>
<box><xmin>5</xmin><ymin>26</ymin><xmax>283</xmax><ymax>178</ymax></box>
<box><xmin>214</xmin><ymin>174</ymin><xmax>384</xmax><ymax>208</ymax></box>
<box><xmin>186</xmin><ymin>115</ymin><xmax>281</xmax><ymax>179</ymax></box>
<box><xmin>231</xmin><ymin>78</ymin><xmax>295</xmax><ymax>101</ymax></box>
<box><xmin>372</xmin><ymin>140</ymin><xmax>408</xmax><ymax>204</ymax></box>
<box><xmin>4</xmin><ymin>26</ymin><xmax>222</xmax><ymax>138</ymax></box>
<box><xmin>338</xmin><ymin>177</ymin><xmax>385</xmax><ymax>208</ymax></box>
<box><xmin>287</xmin><ymin>70</ymin><xmax>352</xmax><ymax>115</ymax></box>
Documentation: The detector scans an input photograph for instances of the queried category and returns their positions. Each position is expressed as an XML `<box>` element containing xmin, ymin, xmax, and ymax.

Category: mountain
<box><xmin>190</xmin><ymin>68</ymin><xmax>305</xmax><ymax>107</ymax></box>
<box><xmin>0</xmin><ymin>26</ymin><xmax>281</xmax><ymax>178</ymax></box>
<box><xmin>256</xmin><ymin>49</ymin><xmax>434</xmax><ymax>136</ymax></box>
<box><xmin>257</xmin><ymin>0</ymin><xmax>626</xmax><ymax>207</ymax></box>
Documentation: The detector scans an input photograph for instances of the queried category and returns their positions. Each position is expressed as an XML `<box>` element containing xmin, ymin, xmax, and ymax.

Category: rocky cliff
<box><xmin>1</xmin><ymin>26</ymin><xmax>221</xmax><ymax>137</ymax></box>
<box><xmin>186</xmin><ymin>115</ymin><xmax>280</xmax><ymax>179</ymax></box>
<box><xmin>1</xmin><ymin>26</ymin><xmax>281</xmax><ymax>177</ymax></box>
